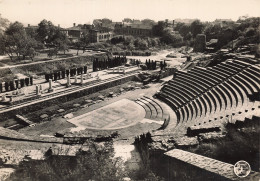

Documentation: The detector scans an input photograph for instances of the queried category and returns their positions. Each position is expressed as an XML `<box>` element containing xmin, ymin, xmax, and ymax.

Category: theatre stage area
<box><xmin>68</xmin><ymin>99</ymin><xmax>146</xmax><ymax>130</ymax></box>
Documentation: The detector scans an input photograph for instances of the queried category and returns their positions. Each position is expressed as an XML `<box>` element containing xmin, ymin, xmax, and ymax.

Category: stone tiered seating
<box><xmin>177</xmin><ymin>72</ymin><xmax>210</xmax><ymax>91</ymax></box>
<box><xmin>156</xmin><ymin>59</ymin><xmax>260</xmax><ymax>129</ymax></box>
<box><xmin>192</xmin><ymin>67</ymin><xmax>224</xmax><ymax>82</ymax></box>
<box><xmin>210</xmin><ymin>68</ymin><xmax>231</xmax><ymax>78</ymax></box>
<box><xmin>217</xmin><ymin>63</ymin><xmax>240</xmax><ymax>73</ymax></box>
<box><xmin>187</xmin><ymin>71</ymin><xmax>217</xmax><ymax>86</ymax></box>
<box><xmin>135</xmin><ymin>96</ymin><xmax>170</xmax><ymax>123</ymax></box>
<box><xmin>168</xmin><ymin>82</ymin><xmax>196</xmax><ymax>98</ymax></box>
<box><xmin>239</xmin><ymin>73</ymin><xmax>258</xmax><ymax>92</ymax></box>
<box><xmin>139</xmin><ymin>98</ymin><xmax>157</xmax><ymax>119</ymax></box>
<box><xmin>231</xmin><ymin>77</ymin><xmax>252</xmax><ymax>96</ymax></box>
<box><xmin>144</xmin><ymin>96</ymin><xmax>169</xmax><ymax>121</ymax></box>
<box><xmin>135</xmin><ymin>99</ymin><xmax>152</xmax><ymax>118</ymax></box>
<box><xmin>214</xmin><ymin>66</ymin><xmax>235</xmax><ymax>76</ymax></box>
<box><xmin>224</xmin><ymin>81</ymin><xmax>241</xmax><ymax>107</ymax></box>
<box><xmin>235</xmin><ymin>74</ymin><xmax>256</xmax><ymax>93</ymax></box>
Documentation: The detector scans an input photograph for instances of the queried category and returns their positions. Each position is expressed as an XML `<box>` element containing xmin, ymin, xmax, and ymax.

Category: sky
<box><xmin>0</xmin><ymin>0</ymin><xmax>259</xmax><ymax>27</ymax></box>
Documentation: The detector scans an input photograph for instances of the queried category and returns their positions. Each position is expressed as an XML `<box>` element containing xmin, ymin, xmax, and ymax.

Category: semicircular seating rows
<box><xmin>135</xmin><ymin>96</ymin><xmax>170</xmax><ymax>122</ymax></box>
<box><xmin>156</xmin><ymin>59</ymin><xmax>260</xmax><ymax>129</ymax></box>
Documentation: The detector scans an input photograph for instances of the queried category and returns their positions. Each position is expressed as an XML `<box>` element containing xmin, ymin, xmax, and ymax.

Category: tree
<box><xmin>245</xmin><ymin>27</ymin><xmax>256</xmax><ymax>37</ymax></box>
<box><xmin>190</xmin><ymin>20</ymin><xmax>204</xmax><ymax>38</ymax></box>
<box><xmin>152</xmin><ymin>21</ymin><xmax>165</xmax><ymax>36</ymax></box>
<box><xmin>47</xmin><ymin>48</ymin><xmax>58</xmax><ymax>59</ymax></box>
<box><xmin>10</xmin><ymin>141</ymin><xmax>125</xmax><ymax>181</ymax></box>
<box><xmin>22</xmin><ymin>36</ymin><xmax>40</xmax><ymax>60</ymax></box>
<box><xmin>27</xmin><ymin>48</ymin><xmax>37</xmax><ymax>61</ymax></box>
<box><xmin>0</xmin><ymin>21</ymin><xmax>42</xmax><ymax>60</ymax></box>
<box><xmin>0</xmin><ymin>33</ymin><xmax>5</xmax><ymax>55</ymax></box>
<box><xmin>123</xmin><ymin>18</ymin><xmax>133</xmax><ymax>23</ymax></box>
<box><xmin>151</xmin><ymin>38</ymin><xmax>160</xmax><ymax>47</ymax></box>
<box><xmin>184</xmin><ymin>32</ymin><xmax>192</xmax><ymax>41</ymax></box>
<box><xmin>134</xmin><ymin>37</ymin><xmax>142</xmax><ymax>47</ymax></box>
<box><xmin>138</xmin><ymin>39</ymin><xmax>149</xmax><ymax>50</ymax></box>
<box><xmin>124</xmin><ymin>36</ymin><xmax>134</xmax><ymax>46</ymax></box>
<box><xmin>175</xmin><ymin>22</ymin><xmax>191</xmax><ymax>39</ymax></box>
<box><xmin>37</xmin><ymin>19</ymin><xmax>57</xmax><ymax>45</ymax></box>
<box><xmin>141</xmin><ymin>19</ymin><xmax>156</xmax><ymax>26</ymax></box>
<box><xmin>25</xmin><ymin>27</ymin><xmax>38</xmax><ymax>40</ymax></box>
<box><xmin>0</xmin><ymin>13</ymin><xmax>9</xmax><ymax>34</ymax></box>
<box><xmin>73</xmin><ymin>41</ymin><xmax>82</xmax><ymax>55</ymax></box>
<box><xmin>79</xmin><ymin>32</ymin><xmax>90</xmax><ymax>53</ymax></box>
<box><xmin>160</xmin><ymin>29</ymin><xmax>183</xmax><ymax>45</ymax></box>
<box><xmin>45</xmin><ymin>26</ymin><xmax>70</xmax><ymax>55</ymax></box>
<box><xmin>111</xmin><ymin>36</ymin><xmax>124</xmax><ymax>44</ymax></box>
<box><xmin>127</xmin><ymin>43</ymin><xmax>135</xmax><ymax>51</ymax></box>
<box><xmin>5</xmin><ymin>21</ymin><xmax>26</xmax><ymax>58</ymax></box>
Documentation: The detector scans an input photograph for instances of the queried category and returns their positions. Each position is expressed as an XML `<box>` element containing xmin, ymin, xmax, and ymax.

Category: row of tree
<box><xmin>92</xmin><ymin>56</ymin><xmax>127</xmax><ymax>71</ymax></box>
<box><xmin>145</xmin><ymin>59</ymin><xmax>157</xmax><ymax>70</ymax></box>
<box><xmin>44</xmin><ymin>66</ymin><xmax>87</xmax><ymax>82</ymax></box>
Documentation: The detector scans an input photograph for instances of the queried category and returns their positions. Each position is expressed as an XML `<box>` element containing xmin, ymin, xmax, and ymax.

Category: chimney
<box><xmin>73</xmin><ymin>23</ymin><xmax>76</xmax><ymax>27</ymax></box>
<box><xmin>28</xmin><ymin>24</ymin><xmax>30</xmax><ymax>27</ymax></box>
<box><xmin>58</xmin><ymin>24</ymin><xmax>60</xmax><ymax>28</ymax></box>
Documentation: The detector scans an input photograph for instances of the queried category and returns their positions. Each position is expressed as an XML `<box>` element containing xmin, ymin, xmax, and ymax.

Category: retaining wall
<box><xmin>164</xmin><ymin>149</ymin><xmax>260</xmax><ymax>181</ymax></box>
<box><xmin>0</xmin><ymin>73</ymin><xmax>137</xmax><ymax>121</ymax></box>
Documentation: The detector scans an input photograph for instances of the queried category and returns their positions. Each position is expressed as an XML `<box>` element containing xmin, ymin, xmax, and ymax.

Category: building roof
<box><xmin>124</xmin><ymin>23</ymin><xmax>152</xmax><ymax>30</ymax></box>
<box><xmin>25</xmin><ymin>25</ymin><xmax>38</xmax><ymax>30</ymax></box>
<box><xmin>66</xmin><ymin>26</ymin><xmax>82</xmax><ymax>31</ymax></box>
<box><xmin>91</xmin><ymin>26</ymin><xmax>112</xmax><ymax>32</ymax></box>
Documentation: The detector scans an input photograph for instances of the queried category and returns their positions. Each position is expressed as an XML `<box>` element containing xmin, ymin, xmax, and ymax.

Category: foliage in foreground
<box><xmin>9</xmin><ymin>141</ymin><xmax>125</xmax><ymax>181</ymax></box>
<box><xmin>8</xmin><ymin>139</ymin><xmax>163</xmax><ymax>181</ymax></box>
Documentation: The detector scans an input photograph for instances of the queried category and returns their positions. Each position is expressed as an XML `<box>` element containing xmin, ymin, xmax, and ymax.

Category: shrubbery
<box><xmin>9</xmin><ymin>141</ymin><xmax>126</xmax><ymax>181</ymax></box>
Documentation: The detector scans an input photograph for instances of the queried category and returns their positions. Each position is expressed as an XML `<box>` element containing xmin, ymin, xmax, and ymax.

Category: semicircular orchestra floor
<box><xmin>68</xmin><ymin>99</ymin><xmax>146</xmax><ymax>131</ymax></box>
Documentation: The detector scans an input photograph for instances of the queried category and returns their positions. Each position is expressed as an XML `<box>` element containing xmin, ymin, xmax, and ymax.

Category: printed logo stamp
<box><xmin>234</xmin><ymin>160</ymin><xmax>251</xmax><ymax>178</ymax></box>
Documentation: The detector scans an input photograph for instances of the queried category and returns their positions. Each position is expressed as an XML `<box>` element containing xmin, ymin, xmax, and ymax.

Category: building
<box><xmin>213</xmin><ymin>19</ymin><xmax>234</xmax><ymax>28</ymax></box>
<box><xmin>25</xmin><ymin>24</ymin><xmax>39</xmax><ymax>34</ymax></box>
<box><xmin>114</xmin><ymin>23</ymin><xmax>152</xmax><ymax>37</ymax></box>
<box><xmin>89</xmin><ymin>27</ymin><xmax>113</xmax><ymax>43</ymax></box>
<box><xmin>62</xmin><ymin>23</ymin><xmax>113</xmax><ymax>43</ymax></box>
<box><xmin>62</xmin><ymin>23</ymin><xmax>92</xmax><ymax>42</ymax></box>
